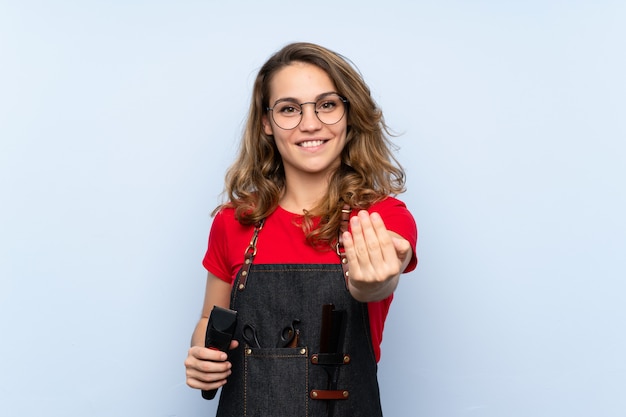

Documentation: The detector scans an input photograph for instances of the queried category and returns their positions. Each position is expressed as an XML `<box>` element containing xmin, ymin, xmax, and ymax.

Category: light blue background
<box><xmin>1</xmin><ymin>1</ymin><xmax>625</xmax><ymax>416</ymax></box>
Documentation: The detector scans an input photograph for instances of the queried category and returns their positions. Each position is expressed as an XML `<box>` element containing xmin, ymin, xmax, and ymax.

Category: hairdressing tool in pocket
<box><xmin>202</xmin><ymin>306</ymin><xmax>238</xmax><ymax>400</ymax></box>
<box><xmin>317</xmin><ymin>304</ymin><xmax>347</xmax><ymax>416</ymax></box>
<box><xmin>278</xmin><ymin>319</ymin><xmax>301</xmax><ymax>348</ymax></box>
<box><xmin>242</xmin><ymin>323</ymin><xmax>262</xmax><ymax>348</ymax></box>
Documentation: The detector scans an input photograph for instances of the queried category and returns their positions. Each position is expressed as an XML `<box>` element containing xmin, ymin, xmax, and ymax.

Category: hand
<box><xmin>342</xmin><ymin>210</ymin><xmax>412</xmax><ymax>302</ymax></box>
<box><xmin>184</xmin><ymin>340</ymin><xmax>239</xmax><ymax>391</ymax></box>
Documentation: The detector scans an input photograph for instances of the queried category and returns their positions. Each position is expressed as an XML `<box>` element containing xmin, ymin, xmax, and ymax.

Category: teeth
<box><xmin>299</xmin><ymin>140</ymin><xmax>325</xmax><ymax>148</ymax></box>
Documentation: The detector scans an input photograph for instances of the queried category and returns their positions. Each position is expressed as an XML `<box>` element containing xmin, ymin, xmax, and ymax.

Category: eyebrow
<box><xmin>272</xmin><ymin>91</ymin><xmax>339</xmax><ymax>106</ymax></box>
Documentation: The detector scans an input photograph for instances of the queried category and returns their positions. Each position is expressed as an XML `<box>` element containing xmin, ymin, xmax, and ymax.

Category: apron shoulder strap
<box><xmin>236</xmin><ymin>219</ymin><xmax>264</xmax><ymax>291</ymax></box>
<box><xmin>337</xmin><ymin>204</ymin><xmax>351</xmax><ymax>286</ymax></box>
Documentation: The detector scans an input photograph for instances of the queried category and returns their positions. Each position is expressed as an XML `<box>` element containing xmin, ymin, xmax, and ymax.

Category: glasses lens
<box><xmin>272</xmin><ymin>101</ymin><xmax>302</xmax><ymax>130</ymax></box>
<box><xmin>315</xmin><ymin>94</ymin><xmax>346</xmax><ymax>125</ymax></box>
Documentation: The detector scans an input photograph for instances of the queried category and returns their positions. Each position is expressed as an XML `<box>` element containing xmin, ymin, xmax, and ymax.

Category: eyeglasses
<box><xmin>266</xmin><ymin>93</ymin><xmax>348</xmax><ymax>130</ymax></box>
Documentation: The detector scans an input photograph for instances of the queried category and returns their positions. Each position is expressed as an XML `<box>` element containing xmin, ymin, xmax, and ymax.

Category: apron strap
<box><xmin>236</xmin><ymin>219</ymin><xmax>264</xmax><ymax>291</ymax></box>
<box><xmin>310</xmin><ymin>389</ymin><xmax>350</xmax><ymax>400</ymax></box>
<box><xmin>337</xmin><ymin>204</ymin><xmax>351</xmax><ymax>286</ymax></box>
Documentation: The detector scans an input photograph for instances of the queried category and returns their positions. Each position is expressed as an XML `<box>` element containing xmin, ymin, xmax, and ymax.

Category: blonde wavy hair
<box><xmin>216</xmin><ymin>42</ymin><xmax>406</xmax><ymax>249</ymax></box>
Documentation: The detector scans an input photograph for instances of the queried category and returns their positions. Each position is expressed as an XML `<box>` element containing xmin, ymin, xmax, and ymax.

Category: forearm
<box><xmin>190</xmin><ymin>316</ymin><xmax>209</xmax><ymax>347</ymax></box>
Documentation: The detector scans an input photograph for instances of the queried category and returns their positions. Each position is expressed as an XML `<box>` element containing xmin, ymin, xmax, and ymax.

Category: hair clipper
<box><xmin>201</xmin><ymin>306</ymin><xmax>238</xmax><ymax>400</ymax></box>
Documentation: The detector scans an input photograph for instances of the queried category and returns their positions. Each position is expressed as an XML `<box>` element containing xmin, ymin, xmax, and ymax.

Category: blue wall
<box><xmin>1</xmin><ymin>1</ymin><xmax>625</xmax><ymax>416</ymax></box>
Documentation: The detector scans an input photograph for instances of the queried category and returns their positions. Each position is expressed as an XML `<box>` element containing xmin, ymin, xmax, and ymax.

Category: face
<box><xmin>263</xmin><ymin>62</ymin><xmax>349</xmax><ymax>181</ymax></box>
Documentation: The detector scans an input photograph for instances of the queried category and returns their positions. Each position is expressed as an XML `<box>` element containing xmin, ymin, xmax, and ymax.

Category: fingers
<box><xmin>185</xmin><ymin>346</ymin><xmax>233</xmax><ymax>390</ymax></box>
<box><xmin>364</xmin><ymin>211</ymin><xmax>396</xmax><ymax>263</ymax></box>
<box><xmin>190</xmin><ymin>345</ymin><xmax>229</xmax><ymax>361</ymax></box>
<box><xmin>343</xmin><ymin>211</ymin><xmax>400</xmax><ymax>282</ymax></box>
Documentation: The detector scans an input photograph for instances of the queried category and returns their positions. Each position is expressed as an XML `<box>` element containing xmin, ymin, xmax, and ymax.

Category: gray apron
<box><xmin>216</xmin><ymin>222</ymin><xmax>384</xmax><ymax>417</ymax></box>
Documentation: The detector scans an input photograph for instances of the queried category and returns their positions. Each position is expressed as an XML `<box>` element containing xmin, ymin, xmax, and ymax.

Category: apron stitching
<box><xmin>243</xmin><ymin>351</ymin><xmax>248</xmax><ymax>416</ymax></box>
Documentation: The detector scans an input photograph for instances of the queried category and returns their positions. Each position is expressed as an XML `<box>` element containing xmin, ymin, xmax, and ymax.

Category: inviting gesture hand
<box><xmin>342</xmin><ymin>210</ymin><xmax>413</xmax><ymax>302</ymax></box>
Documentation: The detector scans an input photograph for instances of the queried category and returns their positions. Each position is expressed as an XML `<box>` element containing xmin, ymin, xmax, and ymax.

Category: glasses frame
<box><xmin>266</xmin><ymin>93</ymin><xmax>349</xmax><ymax>130</ymax></box>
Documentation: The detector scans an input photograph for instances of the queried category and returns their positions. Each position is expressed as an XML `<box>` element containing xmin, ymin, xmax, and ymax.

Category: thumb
<box><xmin>392</xmin><ymin>236</ymin><xmax>411</xmax><ymax>259</ymax></box>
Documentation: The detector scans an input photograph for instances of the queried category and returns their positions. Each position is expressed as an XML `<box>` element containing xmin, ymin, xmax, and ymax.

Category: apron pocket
<box><xmin>243</xmin><ymin>346</ymin><xmax>309</xmax><ymax>417</ymax></box>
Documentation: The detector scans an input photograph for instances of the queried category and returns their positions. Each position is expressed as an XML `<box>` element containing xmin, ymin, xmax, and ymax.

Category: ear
<box><xmin>262</xmin><ymin>115</ymin><xmax>273</xmax><ymax>136</ymax></box>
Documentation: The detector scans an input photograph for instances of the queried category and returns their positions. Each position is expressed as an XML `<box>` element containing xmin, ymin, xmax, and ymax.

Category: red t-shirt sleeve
<box><xmin>202</xmin><ymin>209</ymin><xmax>235</xmax><ymax>284</ymax></box>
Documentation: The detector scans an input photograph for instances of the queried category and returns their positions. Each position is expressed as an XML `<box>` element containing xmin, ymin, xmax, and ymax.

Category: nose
<box><xmin>298</xmin><ymin>102</ymin><xmax>322</xmax><ymax>131</ymax></box>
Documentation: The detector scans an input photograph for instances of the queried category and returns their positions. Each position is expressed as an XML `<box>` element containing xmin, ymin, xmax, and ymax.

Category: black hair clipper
<box><xmin>201</xmin><ymin>306</ymin><xmax>238</xmax><ymax>400</ymax></box>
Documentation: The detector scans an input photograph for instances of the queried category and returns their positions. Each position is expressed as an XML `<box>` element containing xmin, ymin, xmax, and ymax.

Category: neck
<box><xmin>279</xmin><ymin>173</ymin><xmax>330</xmax><ymax>214</ymax></box>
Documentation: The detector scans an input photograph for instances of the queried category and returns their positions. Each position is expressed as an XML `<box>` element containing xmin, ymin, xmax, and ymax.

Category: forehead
<box><xmin>268</xmin><ymin>62</ymin><xmax>337</xmax><ymax>102</ymax></box>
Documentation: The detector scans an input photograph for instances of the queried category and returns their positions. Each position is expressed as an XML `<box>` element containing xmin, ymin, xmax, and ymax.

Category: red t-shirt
<box><xmin>202</xmin><ymin>196</ymin><xmax>418</xmax><ymax>361</ymax></box>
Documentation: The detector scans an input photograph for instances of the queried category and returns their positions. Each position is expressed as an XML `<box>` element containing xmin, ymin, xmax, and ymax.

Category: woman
<box><xmin>185</xmin><ymin>42</ymin><xmax>417</xmax><ymax>416</ymax></box>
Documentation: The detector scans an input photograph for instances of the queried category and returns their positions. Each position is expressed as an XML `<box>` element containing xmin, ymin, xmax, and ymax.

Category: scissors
<box><xmin>278</xmin><ymin>319</ymin><xmax>301</xmax><ymax>348</ymax></box>
<box><xmin>242</xmin><ymin>324</ymin><xmax>262</xmax><ymax>348</ymax></box>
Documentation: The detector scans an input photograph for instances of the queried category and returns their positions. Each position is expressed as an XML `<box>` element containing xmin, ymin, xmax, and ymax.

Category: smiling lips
<box><xmin>298</xmin><ymin>139</ymin><xmax>327</xmax><ymax>148</ymax></box>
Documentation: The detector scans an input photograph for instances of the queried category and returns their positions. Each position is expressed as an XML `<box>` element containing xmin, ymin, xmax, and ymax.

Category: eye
<box><xmin>276</xmin><ymin>102</ymin><xmax>301</xmax><ymax>116</ymax></box>
<box><xmin>317</xmin><ymin>98</ymin><xmax>339</xmax><ymax>112</ymax></box>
